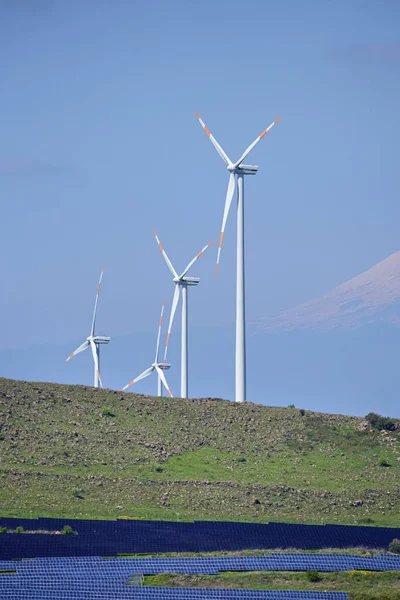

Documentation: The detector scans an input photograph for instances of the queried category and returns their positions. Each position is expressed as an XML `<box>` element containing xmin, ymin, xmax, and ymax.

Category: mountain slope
<box><xmin>0</xmin><ymin>378</ymin><xmax>399</xmax><ymax>526</ymax></box>
<box><xmin>255</xmin><ymin>250</ymin><xmax>400</xmax><ymax>331</ymax></box>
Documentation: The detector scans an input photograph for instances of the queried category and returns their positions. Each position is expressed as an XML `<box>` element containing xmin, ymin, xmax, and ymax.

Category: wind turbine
<box><xmin>65</xmin><ymin>263</ymin><xmax>110</xmax><ymax>388</ymax></box>
<box><xmin>121</xmin><ymin>300</ymin><xmax>173</xmax><ymax>397</ymax></box>
<box><xmin>153</xmin><ymin>231</ymin><xmax>213</xmax><ymax>399</ymax></box>
<box><xmin>195</xmin><ymin>112</ymin><xmax>282</xmax><ymax>403</ymax></box>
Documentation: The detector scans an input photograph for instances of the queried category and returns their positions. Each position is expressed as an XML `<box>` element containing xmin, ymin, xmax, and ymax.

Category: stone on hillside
<box><xmin>350</xmin><ymin>499</ymin><xmax>364</xmax><ymax>507</ymax></box>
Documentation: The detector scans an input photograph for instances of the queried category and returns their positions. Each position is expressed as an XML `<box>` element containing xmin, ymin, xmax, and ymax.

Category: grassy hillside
<box><xmin>0</xmin><ymin>378</ymin><xmax>399</xmax><ymax>526</ymax></box>
<box><xmin>144</xmin><ymin>572</ymin><xmax>400</xmax><ymax>598</ymax></box>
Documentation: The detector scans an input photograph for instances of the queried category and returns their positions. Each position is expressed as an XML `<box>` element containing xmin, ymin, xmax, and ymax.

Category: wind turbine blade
<box><xmin>155</xmin><ymin>299</ymin><xmax>165</xmax><ymax>363</ymax></box>
<box><xmin>216</xmin><ymin>172</ymin><xmax>236</xmax><ymax>276</ymax></box>
<box><xmin>121</xmin><ymin>366</ymin><xmax>154</xmax><ymax>391</ymax></box>
<box><xmin>90</xmin><ymin>262</ymin><xmax>106</xmax><ymax>337</ymax></box>
<box><xmin>64</xmin><ymin>340</ymin><xmax>89</xmax><ymax>363</ymax></box>
<box><xmin>179</xmin><ymin>240</ymin><xmax>213</xmax><ymax>279</ymax></box>
<box><xmin>155</xmin><ymin>365</ymin><xmax>173</xmax><ymax>397</ymax></box>
<box><xmin>233</xmin><ymin>116</ymin><xmax>282</xmax><ymax>168</ymax></box>
<box><xmin>90</xmin><ymin>339</ymin><xmax>103</xmax><ymax>388</ymax></box>
<box><xmin>153</xmin><ymin>231</ymin><xmax>178</xmax><ymax>278</ymax></box>
<box><xmin>164</xmin><ymin>285</ymin><xmax>180</xmax><ymax>362</ymax></box>
<box><xmin>195</xmin><ymin>111</ymin><xmax>233</xmax><ymax>167</ymax></box>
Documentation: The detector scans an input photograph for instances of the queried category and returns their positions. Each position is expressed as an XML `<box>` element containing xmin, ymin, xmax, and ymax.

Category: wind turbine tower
<box><xmin>195</xmin><ymin>112</ymin><xmax>281</xmax><ymax>402</ymax></box>
<box><xmin>65</xmin><ymin>263</ymin><xmax>110</xmax><ymax>388</ymax></box>
<box><xmin>154</xmin><ymin>231</ymin><xmax>213</xmax><ymax>399</ymax></box>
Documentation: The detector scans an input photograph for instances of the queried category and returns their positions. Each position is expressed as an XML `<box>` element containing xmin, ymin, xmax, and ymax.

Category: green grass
<box><xmin>143</xmin><ymin>570</ymin><xmax>400</xmax><ymax>596</ymax></box>
<box><xmin>0</xmin><ymin>377</ymin><xmax>399</xmax><ymax>526</ymax></box>
<box><xmin>113</xmin><ymin>547</ymin><xmax>389</xmax><ymax>559</ymax></box>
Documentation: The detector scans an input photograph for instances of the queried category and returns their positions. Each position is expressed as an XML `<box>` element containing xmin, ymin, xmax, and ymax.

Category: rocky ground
<box><xmin>0</xmin><ymin>378</ymin><xmax>399</xmax><ymax>525</ymax></box>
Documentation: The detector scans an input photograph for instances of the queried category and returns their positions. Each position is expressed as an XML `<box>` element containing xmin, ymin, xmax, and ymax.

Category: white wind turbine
<box><xmin>153</xmin><ymin>231</ymin><xmax>213</xmax><ymax>399</ymax></box>
<box><xmin>65</xmin><ymin>263</ymin><xmax>110</xmax><ymax>388</ymax></box>
<box><xmin>195</xmin><ymin>112</ymin><xmax>282</xmax><ymax>403</ymax></box>
<box><xmin>121</xmin><ymin>300</ymin><xmax>173</xmax><ymax>397</ymax></box>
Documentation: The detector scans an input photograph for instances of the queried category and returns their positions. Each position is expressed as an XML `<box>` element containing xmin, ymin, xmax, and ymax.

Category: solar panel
<box><xmin>0</xmin><ymin>519</ymin><xmax>398</xmax><ymax>558</ymax></box>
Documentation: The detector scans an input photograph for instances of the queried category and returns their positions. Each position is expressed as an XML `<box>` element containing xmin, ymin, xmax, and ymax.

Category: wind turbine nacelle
<box><xmin>237</xmin><ymin>164</ymin><xmax>258</xmax><ymax>175</ymax></box>
<box><xmin>182</xmin><ymin>276</ymin><xmax>200</xmax><ymax>286</ymax></box>
<box><xmin>158</xmin><ymin>363</ymin><xmax>171</xmax><ymax>371</ymax></box>
<box><xmin>94</xmin><ymin>336</ymin><xmax>111</xmax><ymax>344</ymax></box>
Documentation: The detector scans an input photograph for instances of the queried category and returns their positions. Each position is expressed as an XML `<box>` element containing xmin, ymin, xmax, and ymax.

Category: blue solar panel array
<box><xmin>0</xmin><ymin>556</ymin><xmax>354</xmax><ymax>599</ymax></box>
<box><xmin>0</xmin><ymin>553</ymin><xmax>399</xmax><ymax>574</ymax></box>
<box><xmin>0</xmin><ymin>518</ymin><xmax>399</xmax><ymax>558</ymax></box>
<box><xmin>0</xmin><ymin>585</ymin><xmax>349</xmax><ymax>600</ymax></box>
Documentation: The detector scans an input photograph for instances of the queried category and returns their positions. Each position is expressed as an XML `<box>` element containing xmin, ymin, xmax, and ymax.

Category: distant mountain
<box><xmin>255</xmin><ymin>251</ymin><xmax>400</xmax><ymax>332</ymax></box>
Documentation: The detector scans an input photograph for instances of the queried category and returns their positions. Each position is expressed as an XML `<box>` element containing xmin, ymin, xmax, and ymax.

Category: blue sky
<box><xmin>0</xmin><ymin>1</ymin><xmax>399</xmax><ymax>415</ymax></box>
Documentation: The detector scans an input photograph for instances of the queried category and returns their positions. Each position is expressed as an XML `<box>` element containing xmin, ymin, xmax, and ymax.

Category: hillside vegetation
<box><xmin>0</xmin><ymin>378</ymin><xmax>399</xmax><ymax>525</ymax></box>
<box><xmin>144</xmin><ymin>571</ymin><xmax>400</xmax><ymax>598</ymax></box>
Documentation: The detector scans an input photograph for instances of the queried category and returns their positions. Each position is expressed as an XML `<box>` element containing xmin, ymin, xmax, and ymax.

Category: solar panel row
<box><xmin>0</xmin><ymin>553</ymin><xmax>398</xmax><ymax>574</ymax></box>
<box><xmin>0</xmin><ymin>593</ymin><xmax>349</xmax><ymax>600</ymax></box>
<box><xmin>0</xmin><ymin>519</ymin><xmax>398</xmax><ymax>558</ymax></box>
<box><xmin>0</xmin><ymin>581</ymin><xmax>349</xmax><ymax>600</ymax></box>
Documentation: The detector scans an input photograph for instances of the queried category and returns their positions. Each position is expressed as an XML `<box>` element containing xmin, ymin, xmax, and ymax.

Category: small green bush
<box><xmin>62</xmin><ymin>525</ymin><xmax>74</xmax><ymax>535</ymax></box>
<box><xmin>0</xmin><ymin>527</ymin><xmax>7</xmax><ymax>533</ymax></box>
<box><xmin>365</xmin><ymin>412</ymin><xmax>397</xmax><ymax>431</ymax></box>
<box><xmin>377</xmin><ymin>417</ymin><xmax>396</xmax><ymax>431</ymax></box>
<box><xmin>288</xmin><ymin>404</ymin><xmax>295</xmax><ymax>409</ymax></box>
<box><xmin>101</xmin><ymin>407</ymin><xmax>115</xmax><ymax>417</ymax></box>
<box><xmin>365</xmin><ymin>412</ymin><xmax>379</xmax><ymax>427</ymax></box>
<box><xmin>378</xmin><ymin>457</ymin><xmax>390</xmax><ymax>467</ymax></box>
<box><xmin>389</xmin><ymin>538</ymin><xmax>400</xmax><ymax>554</ymax></box>
<box><xmin>15</xmin><ymin>526</ymin><xmax>24</xmax><ymax>533</ymax></box>
<box><xmin>305</xmin><ymin>569</ymin><xmax>320</xmax><ymax>582</ymax></box>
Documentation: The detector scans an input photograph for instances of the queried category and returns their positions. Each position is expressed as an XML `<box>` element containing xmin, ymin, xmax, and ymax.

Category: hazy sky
<box><xmin>1</xmin><ymin>1</ymin><xmax>399</xmax><ymax>413</ymax></box>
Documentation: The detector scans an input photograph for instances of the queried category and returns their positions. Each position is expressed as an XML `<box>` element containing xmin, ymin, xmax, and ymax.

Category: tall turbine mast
<box><xmin>195</xmin><ymin>112</ymin><xmax>281</xmax><ymax>402</ymax></box>
<box><xmin>154</xmin><ymin>231</ymin><xmax>213</xmax><ymax>398</ymax></box>
<box><xmin>65</xmin><ymin>263</ymin><xmax>111</xmax><ymax>388</ymax></box>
